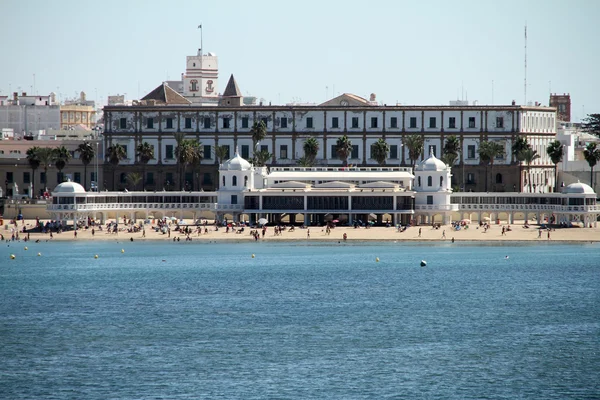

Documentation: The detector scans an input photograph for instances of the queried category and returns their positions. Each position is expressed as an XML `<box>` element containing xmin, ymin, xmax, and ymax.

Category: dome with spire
<box><xmin>563</xmin><ymin>180</ymin><xmax>595</xmax><ymax>194</ymax></box>
<box><xmin>416</xmin><ymin>147</ymin><xmax>448</xmax><ymax>172</ymax></box>
<box><xmin>221</xmin><ymin>147</ymin><xmax>252</xmax><ymax>171</ymax></box>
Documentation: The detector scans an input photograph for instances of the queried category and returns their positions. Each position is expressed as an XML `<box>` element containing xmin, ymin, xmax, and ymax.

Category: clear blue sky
<box><xmin>1</xmin><ymin>0</ymin><xmax>598</xmax><ymax>120</ymax></box>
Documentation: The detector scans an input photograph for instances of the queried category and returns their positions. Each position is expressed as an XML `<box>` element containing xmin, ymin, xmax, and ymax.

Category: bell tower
<box><xmin>182</xmin><ymin>48</ymin><xmax>219</xmax><ymax>104</ymax></box>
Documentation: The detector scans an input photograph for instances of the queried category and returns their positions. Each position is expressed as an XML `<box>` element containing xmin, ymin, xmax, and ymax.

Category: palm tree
<box><xmin>371</xmin><ymin>138</ymin><xmax>390</xmax><ymax>166</ymax></box>
<box><xmin>107</xmin><ymin>144</ymin><xmax>126</xmax><ymax>190</ymax></box>
<box><xmin>296</xmin><ymin>156</ymin><xmax>313</xmax><ymax>167</ymax></box>
<box><xmin>126</xmin><ymin>172</ymin><xmax>142</xmax><ymax>191</ymax></box>
<box><xmin>250</xmin><ymin>121</ymin><xmax>267</xmax><ymax>153</ymax></box>
<box><xmin>303</xmin><ymin>137</ymin><xmax>320</xmax><ymax>165</ymax></box>
<box><xmin>36</xmin><ymin>147</ymin><xmax>54</xmax><ymax>190</ymax></box>
<box><xmin>512</xmin><ymin>137</ymin><xmax>529</xmax><ymax>163</ymax></box>
<box><xmin>335</xmin><ymin>135</ymin><xmax>353</xmax><ymax>167</ymax></box>
<box><xmin>173</xmin><ymin>132</ymin><xmax>187</xmax><ymax>190</ymax></box>
<box><xmin>441</xmin><ymin>135</ymin><xmax>460</xmax><ymax>168</ymax></box>
<box><xmin>404</xmin><ymin>134</ymin><xmax>424</xmax><ymax>169</ymax></box>
<box><xmin>76</xmin><ymin>141</ymin><xmax>95</xmax><ymax>190</ymax></box>
<box><xmin>52</xmin><ymin>146</ymin><xmax>71</xmax><ymax>183</ymax></box>
<box><xmin>253</xmin><ymin>150</ymin><xmax>272</xmax><ymax>167</ymax></box>
<box><xmin>546</xmin><ymin>140</ymin><xmax>564</xmax><ymax>192</ymax></box>
<box><xmin>214</xmin><ymin>145</ymin><xmax>229</xmax><ymax>165</ymax></box>
<box><xmin>478</xmin><ymin>140</ymin><xmax>504</xmax><ymax>191</ymax></box>
<box><xmin>175</xmin><ymin>139</ymin><xmax>197</xmax><ymax>190</ymax></box>
<box><xmin>188</xmin><ymin>140</ymin><xmax>204</xmax><ymax>190</ymax></box>
<box><xmin>521</xmin><ymin>147</ymin><xmax>541</xmax><ymax>193</ymax></box>
<box><xmin>136</xmin><ymin>141</ymin><xmax>154</xmax><ymax>191</ymax></box>
<box><xmin>26</xmin><ymin>146</ymin><xmax>41</xmax><ymax>197</ymax></box>
<box><xmin>583</xmin><ymin>142</ymin><xmax>600</xmax><ymax>188</ymax></box>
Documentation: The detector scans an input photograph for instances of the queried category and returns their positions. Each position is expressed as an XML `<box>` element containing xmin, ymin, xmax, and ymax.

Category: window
<box><xmin>496</xmin><ymin>173</ymin><xmax>503</xmax><ymax>184</ymax></box>
<box><xmin>427</xmin><ymin>195</ymin><xmax>433</xmax><ymax>205</ymax></box>
<box><xmin>191</xmin><ymin>80</ymin><xmax>198</xmax><ymax>91</ymax></box>
<box><xmin>371</xmin><ymin>117</ymin><xmax>378</xmax><ymax>128</ymax></box>
<box><xmin>496</xmin><ymin>116</ymin><xmax>504</xmax><ymax>128</ymax></box>
<box><xmin>203</xmin><ymin>145</ymin><xmax>212</xmax><ymax>159</ymax></box>
<box><xmin>467</xmin><ymin>145</ymin><xmax>476</xmax><ymax>159</ymax></box>
<box><xmin>429</xmin><ymin>117</ymin><xmax>436</xmax><ymax>128</ymax></box>
<box><xmin>40</xmin><ymin>172</ymin><xmax>46</xmax><ymax>184</ymax></box>
<box><xmin>351</xmin><ymin>145</ymin><xmax>359</xmax><ymax>159</ymax></box>
<box><xmin>281</xmin><ymin>117</ymin><xmax>288</xmax><ymax>128</ymax></box>
<box><xmin>121</xmin><ymin>145</ymin><xmax>128</xmax><ymax>156</ymax></box>
<box><xmin>351</xmin><ymin>117</ymin><xmax>359</xmax><ymax>129</ymax></box>
<box><xmin>147</xmin><ymin>118</ymin><xmax>154</xmax><ymax>129</ymax></box>
<box><xmin>467</xmin><ymin>173</ymin><xmax>475</xmax><ymax>184</ymax></box>
<box><xmin>223</xmin><ymin>145</ymin><xmax>231</xmax><ymax>159</ymax></box>
<box><xmin>418</xmin><ymin>176</ymin><xmax>421</xmax><ymax>186</ymax></box>
<box><xmin>244</xmin><ymin>176</ymin><xmax>248</xmax><ymax>187</ymax></box>
<box><xmin>166</xmin><ymin>118</ymin><xmax>173</xmax><ymax>129</ymax></box>
<box><xmin>409</xmin><ymin>117</ymin><xmax>417</xmax><ymax>129</ymax></box>
<box><xmin>185</xmin><ymin>117</ymin><xmax>192</xmax><ymax>129</ymax></box>
<box><xmin>390</xmin><ymin>145</ymin><xmax>398</xmax><ymax>159</ymax></box>
<box><xmin>440</xmin><ymin>176</ymin><xmax>444</xmax><ymax>187</ymax></box>
<box><xmin>448</xmin><ymin>117</ymin><xmax>456</xmax><ymax>129</ymax></box>
<box><xmin>280</xmin><ymin>145</ymin><xmax>288</xmax><ymax>159</ymax></box>
<box><xmin>120</xmin><ymin>118</ymin><xmax>127</xmax><ymax>129</ymax></box>
<box><xmin>495</xmin><ymin>145</ymin><xmax>505</xmax><ymax>159</ymax></box>
<box><xmin>306</xmin><ymin>117</ymin><xmax>313</xmax><ymax>129</ymax></box>
<box><xmin>119</xmin><ymin>172</ymin><xmax>126</xmax><ymax>184</ymax></box>
<box><xmin>260</xmin><ymin>145</ymin><xmax>268</xmax><ymax>153</ymax></box>
<box><xmin>430</xmin><ymin>145</ymin><xmax>437</xmax><ymax>157</ymax></box>
<box><xmin>231</xmin><ymin>195</ymin><xmax>238</xmax><ymax>205</ymax></box>
<box><xmin>261</xmin><ymin>117</ymin><xmax>268</xmax><ymax>127</ymax></box>
<box><xmin>468</xmin><ymin>117</ymin><xmax>476</xmax><ymax>128</ymax></box>
<box><xmin>222</xmin><ymin>176</ymin><xmax>226</xmax><ymax>187</ymax></box>
<box><xmin>330</xmin><ymin>145</ymin><xmax>338</xmax><ymax>159</ymax></box>
<box><xmin>223</xmin><ymin>117</ymin><xmax>231</xmax><ymax>129</ymax></box>
<box><xmin>427</xmin><ymin>176</ymin><xmax>433</xmax><ymax>186</ymax></box>
<box><xmin>241</xmin><ymin>145</ymin><xmax>249</xmax><ymax>159</ymax></box>
<box><xmin>203</xmin><ymin>117</ymin><xmax>211</xmax><ymax>129</ymax></box>
<box><xmin>166</xmin><ymin>145</ymin><xmax>174</xmax><ymax>159</ymax></box>
<box><xmin>91</xmin><ymin>172</ymin><xmax>97</xmax><ymax>184</ymax></box>
<box><xmin>203</xmin><ymin>173</ymin><xmax>212</xmax><ymax>185</ymax></box>
<box><xmin>332</xmin><ymin>117</ymin><xmax>339</xmax><ymax>129</ymax></box>
<box><xmin>232</xmin><ymin>176</ymin><xmax>237</xmax><ymax>186</ymax></box>
<box><xmin>21</xmin><ymin>172</ymin><xmax>31</xmax><ymax>184</ymax></box>
<box><xmin>390</xmin><ymin>117</ymin><xmax>398</xmax><ymax>128</ymax></box>
<box><xmin>146</xmin><ymin>172</ymin><xmax>154</xmax><ymax>184</ymax></box>
<box><xmin>241</xmin><ymin>117</ymin><xmax>249</xmax><ymax>128</ymax></box>
<box><xmin>73</xmin><ymin>172</ymin><xmax>80</xmax><ymax>183</ymax></box>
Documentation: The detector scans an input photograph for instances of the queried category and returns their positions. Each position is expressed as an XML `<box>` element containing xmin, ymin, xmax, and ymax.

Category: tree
<box><xmin>214</xmin><ymin>145</ymin><xmax>229</xmax><ymax>165</ymax></box>
<box><xmin>252</xmin><ymin>150</ymin><xmax>272</xmax><ymax>167</ymax></box>
<box><xmin>76</xmin><ymin>141</ymin><xmax>95</xmax><ymax>190</ymax></box>
<box><xmin>126</xmin><ymin>172</ymin><xmax>142</xmax><ymax>191</ymax></box>
<box><xmin>371</xmin><ymin>138</ymin><xmax>390</xmax><ymax>166</ymax></box>
<box><xmin>107</xmin><ymin>144</ymin><xmax>126</xmax><ymax>190</ymax></box>
<box><xmin>136</xmin><ymin>141</ymin><xmax>154</xmax><ymax>191</ymax></box>
<box><xmin>520</xmin><ymin>147</ymin><xmax>541</xmax><ymax>193</ymax></box>
<box><xmin>404</xmin><ymin>134</ymin><xmax>424</xmax><ymax>169</ymax></box>
<box><xmin>173</xmin><ymin>132</ymin><xmax>187</xmax><ymax>190</ymax></box>
<box><xmin>441</xmin><ymin>135</ymin><xmax>460</xmax><ymax>167</ymax></box>
<box><xmin>546</xmin><ymin>140</ymin><xmax>564</xmax><ymax>192</ymax></box>
<box><xmin>36</xmin><ymin>147</ymin><xmax>54</xmax><ymax>190</ymax></box>
<box><xmin>188</xmin><ymin>140</ymin><xmax>204</xmax><ymax>190</ymax></box>
<box><xmin>478</xmin><ymin>140</ymin><xmax>504</xmax><ymax>191</ymax></box>
<box><xmin>250</xmin><ymin>121</ymin><xmax>267</xmax><ymax>154</ymax></box>
<box><xmin>52</xmin><ymin>146</ymin><xmax>71</xmax><ymax>183</ymax></box>
<box><xmin>512</xmin><ymin>136</ymin><xmax>529</xmax><ymax>163</ymax></box>
<box><xmin>303</xmin><ymin>137</ymin><xmax>319</xmax><ymax>166</ymax></box>
<box><xmin>26</xmin><ymin>146</ymin><xmax>41</xmax><ymax>197</ymax></box>
<box><xmin>583</xmin><ymin>142</ymin><xmax>600</xmax><ymax>188</ymax></box>
<box><xmin>296</xmin><ymin>156</ymin><xmax>313</xmax><ymax>167</ymax></box>
<box><xmin>581</xmin><ymin>114</ymin><xmax>600</xmax><ymax>138</ymax></box>
<box><xmin>335</xmin><ymin>135</ymin><xmax>353</xmax><ymax>167</ymax></box>
<box><xmin>175</xmin><ymin>138</ymin><xmax>201</xmax><ymax>190</ymax></box>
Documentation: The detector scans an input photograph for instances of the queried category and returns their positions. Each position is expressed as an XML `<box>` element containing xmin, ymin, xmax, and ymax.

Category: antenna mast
<box><xmin>524</xmin><ymin>24</ymin><xmax>527</xmax><ymax>105</ymax></box>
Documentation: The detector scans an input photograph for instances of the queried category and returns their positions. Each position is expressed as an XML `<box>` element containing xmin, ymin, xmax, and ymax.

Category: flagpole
<box><xmin>198</xmin><ymin>24</ymin><xmax>203</xmax><ymax>55</ymax></box>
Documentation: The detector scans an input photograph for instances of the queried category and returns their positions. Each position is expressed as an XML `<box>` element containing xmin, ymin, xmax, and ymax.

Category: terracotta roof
<box><xmin>141</xmin><ymin>82</ymin><xmax>191</xmax><ymax>105</ymax></box>
<box><xmin>319</xmin><ymin>93</ymin><xmax>373</xmax><ymax>107</ymax></box>
<box><xmin>222</xmin><ymin>74</ymin><xmax>242</xmax><ymax>97</ymax></box>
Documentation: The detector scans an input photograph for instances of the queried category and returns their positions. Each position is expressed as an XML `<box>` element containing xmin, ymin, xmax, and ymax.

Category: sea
<box><xmin>1</xmin><ymin>240</ymin><xmax>599</xmax><ymax>399</ymax></box>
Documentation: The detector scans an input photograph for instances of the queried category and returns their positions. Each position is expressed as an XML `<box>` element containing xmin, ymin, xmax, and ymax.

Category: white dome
<box><xmin>222</xmin><ymin>149</ymin><xmax>252</xmax><ymax>171</ymax></box>
<box><xmin>563</xmin><ymin>181</ymin><xmax>595</xmax><ymax>194</ymax></box>
<box><xmin>52</xmin><ymin>180</ymin><xmax>86</xmax><ymax>194</ymax></box>
<box><xmin>417</xmin><ymin>150</ymin><xmax>447</xmax><ymax>171</ymax></box>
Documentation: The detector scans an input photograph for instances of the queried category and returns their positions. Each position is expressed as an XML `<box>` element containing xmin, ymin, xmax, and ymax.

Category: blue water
<box><xmin>1</xmin><ymin>240</ymin><xmax>599</xmax><ymax>399</ymax></box>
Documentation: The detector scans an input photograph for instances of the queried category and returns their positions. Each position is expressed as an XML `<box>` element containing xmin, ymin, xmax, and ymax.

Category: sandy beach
<box><xmin>4</xmin><ymin>218</ymin><xmax>600</xmax><ymax>243</ymax></box>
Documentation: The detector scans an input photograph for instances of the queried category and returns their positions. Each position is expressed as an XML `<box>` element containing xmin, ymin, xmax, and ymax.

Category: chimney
<box><xmin>13</xmin><ymin>92</ymin><xmax>18</xmax><ymax>101</ymax></box>
<box><xmin>511</xmin><ymin>100</ymin><xmax>516</xmax><ymax>106</ymax></box>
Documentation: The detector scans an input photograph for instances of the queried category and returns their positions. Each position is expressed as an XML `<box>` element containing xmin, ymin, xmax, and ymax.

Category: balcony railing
<box><xmin>47</xmin><ymin>202</ymin><xmax>217</xmax><ymax>212</ymax></box>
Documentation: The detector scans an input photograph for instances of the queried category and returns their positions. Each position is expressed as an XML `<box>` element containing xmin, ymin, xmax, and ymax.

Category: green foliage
<box><xmin>126</xmin><ymin>172</ymin><xmax>142</xmax><ymax>191</ymax></box>
<box><xmin>478</xmin><ymin>140</ymin><xmax>505</xmax><ymax>191</ymax></box>
<box><xmin>371</xmin><ymin>138</ymin><xmax>390</xmax><ymax>166</ymax></box>
<box><xmin>252</xmin><ymin>149</ymin><xmax>272</xmax><ymax>167</ymax></box>
<box><xmin>52</xmin><ymin>146</ymin><xmax>71</xmax><ymax>182</ymax></box>
<box><xmin>335</xmin><ymin>135</ymin><xmax>353</xmax><ymax>167</ymax></box>
<box><xmin>521</xmin><ymin>147</ymin><xmax>541</xmax><ymax>193</ymax></box>
<box><xmin>250</xmin><ymin>121</ymin><xmax>267</xmax><ymax>152</ymax></box>
<box><xmin>583</xmin><ymin>142</ymin><xmax>600</xmax><ymax>187</ymax></box>
<box><xmin>441</xmin><ymin>135</ymin><xmax>460</xmax><ymax>167</ymax></box>
<box><xmin>512</xmin><ymin>137</ymin><xmax>529</xmax><ymax>162</ymax></box>
<box><xmin>303</xmin><ymin>137</ymin><xmax>319</xmax><ymax>165</ymax></box>
<box><xmin>581</xmin><ymin>114</ymin><xmax>600</xmax><ymax>138</ymax></box>
<box><xmin>214</xmin><ymin>145</ymin><xmax>229</xmax><ymax>164</ymax></box>
<box><xmin>404</xmin><ymin>134</ymin><xmax>424</xmax><ymax>168</ymax></box>
<box><xmin>547</xmin><ymin>140</ymin><xmax>564</xmax><ymax>192</ymax></box>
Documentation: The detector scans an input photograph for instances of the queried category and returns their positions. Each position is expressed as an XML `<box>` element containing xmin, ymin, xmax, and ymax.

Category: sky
<box><xmin>1</xmin><ymin>0</ymin><xmax>599</xmax><ymax>121</ymax></box>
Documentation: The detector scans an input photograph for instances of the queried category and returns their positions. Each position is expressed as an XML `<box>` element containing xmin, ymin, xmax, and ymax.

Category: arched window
<box><xmin>120</xmin><ymin>172</ymin><xmax>126</xmax><ymax>184</ymax></box>
<box><xmin>418</xmin><ymin>176</ymin><xmax>421</xmax><ymax>187</ymax></box>
<box><xmin>232</xmin><ymin>176</ymin><xmax>237</xmax><ymax>186</ymax></box>
<box><xmin>440</xmin><ymin>176</ymin><xmax>444</xmax><ymax>187</ymax></box>
<box><xmin>427</xmin><ymin>176</ymin><xmax>433</xmax><ymax>187</ymax></box>
<box><xmin>496</xmin><ymin>173</ymin><xmax>503</xmax><ymax>184</ymax></box>
<box><xmin>191</xmin><ymin>79</ymin><xmax>198</xmax><ymax>91</ymax></box>
<box><xmin>222</xmin><ymin>176</ymin><xmax>226</xmax><ymax>187</ymax></box>
<box><xmin>244</xmin><ymin>176</ymin><xmax>248</xmax><ymax>187</ymax></box>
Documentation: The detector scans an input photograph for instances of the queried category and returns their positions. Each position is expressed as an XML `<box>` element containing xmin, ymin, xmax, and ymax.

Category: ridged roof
<box><xmin>141</xmin><ymin>82</ymin><xmax>191</xmax><ymax>105</ymax></box>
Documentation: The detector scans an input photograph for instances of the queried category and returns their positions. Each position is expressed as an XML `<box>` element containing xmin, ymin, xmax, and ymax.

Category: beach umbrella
<box><xmin>483</xmin><ymin>217</ymin><xmax>491</xmax><ymax>221</ymax></box>
<box><xmin>332</xmin><ymin>219</ymin><xmax>340</xmax><ymax>223</ymax></box>
<box><xmin>369</xmin><ymin>221</ymin><xmax>375</xmax><ymax>225</ymax></box>
<box><xmin>460</xmin><ymin>218</ymin><xmax>471</xmax><ymax>223</ymax></box>
<box><xmin>258</xmin><ymin>218</ymin><xmax>268</xmax><ymax>225</ymax></box>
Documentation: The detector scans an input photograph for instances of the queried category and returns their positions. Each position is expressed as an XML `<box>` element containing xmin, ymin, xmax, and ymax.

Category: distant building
<box><xmin>550</xmin><ymin>93</ymin><xmax>571</xmax><ymax>122</ymax></box>
<box><xmin>60</xmin><ymin>92</ymin><xmax>96</xmax><ymax>130</ymax></box>
<box><xmin>0</xmin><ymin>92</ymin><xmax>61</xmax><ymax>134</ymax></box>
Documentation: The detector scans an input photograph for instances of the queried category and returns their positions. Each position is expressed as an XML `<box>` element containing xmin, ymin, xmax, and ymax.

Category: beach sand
<box><xmin>4</xmin><ymin>219</ymin><xmax>599</xmax><ymax>243</ymax></box>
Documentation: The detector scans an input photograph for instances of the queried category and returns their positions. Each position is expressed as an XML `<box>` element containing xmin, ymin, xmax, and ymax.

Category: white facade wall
<box><xmin>365</xmin><ymin>111</ymin><xmax>383</xmax><ymax>132</ymax></box>
<box><xmin>404</xmin><ymin>110</ymin><xmax>421</xmax><ymax>131</ymax></box>
<box><xmin>326</xmin><ymin>110</ymin><xmax>345</xmax><ymax>133</ymax></box>
<box><xmin>423</xmin><ymin>111</ymin><xmax>442</xmax><ymax>132</ymax></box>
<box><xmin>274</xmin><ymin>111</ymin><xmax>293</xmax><ymax>132</ymax></box>
<box><xmin>346</xmin><ymin>110</ymin><xmax>363</xmax><ymax>133</ymax></box>
<box><xmin>295</xmin><ymin>110</ymin><xmax>324</xmax><ymax>133</ymax></box>
<box><xmin>444</xmin><ymin>110</ymin><xmax>461</xmax><ymax>132</ymax></box>
<box><xmin>387</xmin><ymin>111</ymin><xmax>402</xmax><ymax>131</ymax></box>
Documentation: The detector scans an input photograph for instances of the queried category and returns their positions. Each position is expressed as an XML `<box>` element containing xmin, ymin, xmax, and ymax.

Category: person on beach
<box><xmin>307</xmin><ymin>229</ymin><xmax>310</xmax><ymax>239</ymax></box>
<box><xmin>442</xmin><ymin>230</ymin><xmax>446</xmax><ymax>239</ymax></box>
<box><xmin>343</xmin><ymin>233</ymin><xmax>347</xmax><ymax>241</ymax></box>
<box><xmin>418</xmin><ymin>228</ymin><xmax>422</xmax><ymax>237</ymax></box>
